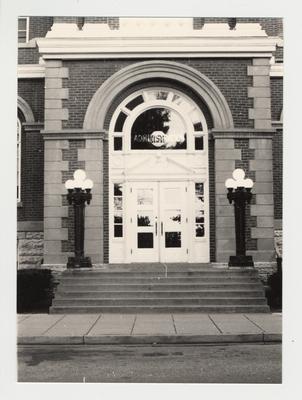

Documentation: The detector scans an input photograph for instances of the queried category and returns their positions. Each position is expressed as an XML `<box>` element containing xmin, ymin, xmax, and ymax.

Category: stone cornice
<box><xmin>37</xmin><ymin>22</ymin><xmax>277</xmax><ymax>59</ymax></box>
<box><xmin>42</xmin><ymin>129</ymin><xmax>108</xmax><ymax>140</ymax></box>
<box><xmin>211</xmin><ymin>128</ymin><xmax>275</xmax><ymax>139</ymax></box>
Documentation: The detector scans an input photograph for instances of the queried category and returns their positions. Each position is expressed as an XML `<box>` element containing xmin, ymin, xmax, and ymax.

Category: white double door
<box><xmin>129</xmin><ymin>181</ymin><xmax>188</xmax><ymax>262</ymax></box>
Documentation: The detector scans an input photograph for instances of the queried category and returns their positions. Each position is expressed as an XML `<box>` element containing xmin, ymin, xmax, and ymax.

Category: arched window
<box><xmin>17</xmin><ymin>118</ymin><xmax>21</xmax><ymax>201</ymax></box>
<box><xmin>110</xmin><ymin>88</ymin><xmax>208</xmax><ymax>153</ymax></box>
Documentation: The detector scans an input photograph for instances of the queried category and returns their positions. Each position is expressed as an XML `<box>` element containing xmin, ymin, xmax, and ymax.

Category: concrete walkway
<box><xmin>17</xmin><ymin>313</ymin><xmax>282</xmax><ymax>345</ymax></box>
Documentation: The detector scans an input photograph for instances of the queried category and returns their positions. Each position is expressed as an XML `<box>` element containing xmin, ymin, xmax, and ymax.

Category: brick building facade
<box><xmin>17</xmin><ymin>17</ymin><xmax>283</xmax><ymax>275</ymax></box>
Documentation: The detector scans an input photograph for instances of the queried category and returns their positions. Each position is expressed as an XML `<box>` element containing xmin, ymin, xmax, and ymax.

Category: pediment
<box><xmin>125</xmin><ymin>155</ymin><xmax>195</xmax><ymax>176</ymax></box>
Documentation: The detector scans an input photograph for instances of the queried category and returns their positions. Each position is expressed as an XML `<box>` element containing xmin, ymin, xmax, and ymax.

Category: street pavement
<box><xmin>17</xmin><ymin>312</ymin><xmax>282</xmax><ymax>345</ymax></box>
<box><xmin>18</xmin><ymin>343</ymin><xmax>282</xmax><ymax>383</ymax></box>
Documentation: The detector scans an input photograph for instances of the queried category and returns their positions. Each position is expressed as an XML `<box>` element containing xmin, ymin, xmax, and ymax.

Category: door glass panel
<box><xmin>196</xmin><ymin>224</ymin><xmax>204</xmax><ymax>237</ymax></box>
<box><xmin>195</xmin><ymin>183</ymin><xmax>205</xmax><ymax>237</ymax></box>
<box><xmin>165</xmin><ymin>210</ymin><xmax>181</xmax><ymax>229</ymax></box>
<box><xmin>114</xmin><ymin>197</ymin><xmax>123</xmax><ymax>210</ymax></box>
<box><xmin>164</xmin><ymin>188</ymin><xmax>180</xmax><ymax>205</ymax></box>
<box><xmin>113</xmin><ymin>183</ymin><xmax>123</xmax><ymax>237</ymax></box>
<box><xmin>137</xmin><ymin>233</ymin><xmax>154</xmax><ymax>248</ymax></box>
<box><xmin>137</xmin><ymin>189</ymin><xmax>153</xmax><ymax>205</ymax></box>
<box><xmin>165</xmin><ymin>232</ymin><xmax>181</xmax><ymax>248</ymax></box>
<box><xmin>137</xmin><ymin>212</ymin><xmax>153</xmax><ymax>227</ymax></box>
<box><xmin>114</xmin><ymin>212</ymin><xmax>123</xmax><ymax>224</ymax></box>
<box><xmin>114</xmin><ymin>225</ymin><xmax>123</xmax><ymax>237</ymax></box>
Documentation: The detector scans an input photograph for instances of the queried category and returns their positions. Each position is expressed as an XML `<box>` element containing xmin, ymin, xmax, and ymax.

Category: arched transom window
<box><xmin>110</xmin><ymin>88</ymin><xmax>208</xmax><ymax>152</ymax></box>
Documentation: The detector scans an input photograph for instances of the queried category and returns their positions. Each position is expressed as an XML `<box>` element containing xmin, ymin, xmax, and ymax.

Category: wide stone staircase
<box><xmin>50</xmin><ymin>264</ymin><xmax>270</xmax><ymax>313</ymax></box>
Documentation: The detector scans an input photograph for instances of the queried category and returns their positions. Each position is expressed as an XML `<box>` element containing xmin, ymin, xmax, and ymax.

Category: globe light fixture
<box><xmin>225</xmin><ymin>168</ymin><xmax>254</xmax><ymax>267</ymax></box>
<box><xmin>64</xmin><ymin>169</ymin><xmax>94</xmax><ymax>268</ymax></box>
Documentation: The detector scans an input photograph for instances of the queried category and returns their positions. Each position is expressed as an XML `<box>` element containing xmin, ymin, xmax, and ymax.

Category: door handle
<box><xmin>161</xmin><ymin>222</ymin><xmax>163</xmax><ymax>236</ymax></box>
<box><xmin>155</xmin><ymin>221</ymin><xmax>157</xmax><ymax>236</ymax></box>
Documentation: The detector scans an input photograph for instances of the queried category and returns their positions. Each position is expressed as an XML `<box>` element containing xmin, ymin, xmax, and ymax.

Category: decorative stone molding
<box><xmin>18</xmin><ymin>96</ymin><xmax>35</xmax><ymax>122</ymax></box>
<box><xmin>18</xmin><ymin>64</ymin><xmax>45</xmax><ymax>78</ymax></box>
<box><xmin>84</xmin><ymin>60</ymin><xmax>234</xmax><ymax>131</ymax></box>
<box><xmin>211</xmin><ymin>128</ymin><xmax>274</xmax><ymax>139</ymax></box>
<box><xmin>247</xmin><ymin>58</ymin><xmax>272</xmax><ymax>129</ymax></box>
<box><xmin>42</xmin><ymin>129</ymin><xmax>107</xmax><ymax>141</ymax></box>
<box><xmin>270</xmin><ymin>63</ymin><xmax>283</xmax><ymax>77</ymax></box>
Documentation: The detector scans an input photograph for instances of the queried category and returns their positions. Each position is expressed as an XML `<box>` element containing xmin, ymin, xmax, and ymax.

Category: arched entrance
<box><xmin>83</xmin><ymin>60</ymin><xmax>234</xmax><ymax>263</ymax></box>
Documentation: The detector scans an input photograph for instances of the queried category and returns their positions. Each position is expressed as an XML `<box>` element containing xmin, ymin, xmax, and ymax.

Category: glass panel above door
<box><xmin>131</xmin><ymin>108</ymin><xmax>187</xmax><ymax>150</ymax></box>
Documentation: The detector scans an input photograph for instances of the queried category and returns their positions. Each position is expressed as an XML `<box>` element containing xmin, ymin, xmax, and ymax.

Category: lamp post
<box><xmin>225</xmin><ymin>169</ymin><xmax>254</xmax><ymax>267</ymax></box>
<box><xmin>65</xmin><ymin>169</ymin><xmax>93</xmax><ymax>269</ymax></box>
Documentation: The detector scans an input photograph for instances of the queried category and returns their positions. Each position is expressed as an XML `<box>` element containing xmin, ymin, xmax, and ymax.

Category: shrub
<box><xmin>17</xmin><ymin>269</ymin><xmax>56</xmax><ymax>313</ymax></box>
<box><xmin>265</xmin><ymin>258</ymin><xmax>282</xmax><ymax>311</ymax></box>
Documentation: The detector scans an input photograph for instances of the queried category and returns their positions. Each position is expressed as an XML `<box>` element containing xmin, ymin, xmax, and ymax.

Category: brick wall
<box><xmin>208</xmin><ymin>138</ymin><xmax>216</xmax><ymax>261</ymax></box>
<box><xmin>17</xmin><ymin>125</ymin><xmax>44</xmax><ymax>222</ymax></box>
<box><xmin>18</xmin><ymin>79</ymin><xmax>44</xmax><ymax>122</ymax></box>
<box><xmin>63</xmin><ymin>58</ymin><xmax>252</xmax><ymax>130</ymax></box>
<box><xmin>271</xmin><ymin>78</ymin><xmax>283</xmax><ymax>121</ymax></box>
<box><xmin>193</xmin><ymin>18</ymin><xmax>283</xmax><ymax>37</ymax></box>
<box><xmin>270</xmin><ymin>78</ymin><xmax>283</xmax><ymax>221</ymax></box>
<box><xmin>28</xmin><ymin>17</ymin><xmax>53</xmax><ymax>40</ymax></box>
<box><xmin>18</xmin><ymin>48</ymin><xmax>40</xmax><ymax>64</ymax></box>
<box><xmin>273</xmin><ymin>129</ymin><xmax>283</xmax><ymax>220</ymax></box>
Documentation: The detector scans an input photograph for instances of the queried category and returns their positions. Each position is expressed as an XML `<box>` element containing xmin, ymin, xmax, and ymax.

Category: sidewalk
<box><xmin>17</xmin><ymin>313</ymin><xmax>282</xmax><ymax>345</ymax></box>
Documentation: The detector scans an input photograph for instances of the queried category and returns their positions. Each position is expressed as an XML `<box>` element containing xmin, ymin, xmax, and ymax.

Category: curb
<box><xmin>18</xmin><ymin>333</ymin><xmax>282</xmax><ymax>345</ymax></box>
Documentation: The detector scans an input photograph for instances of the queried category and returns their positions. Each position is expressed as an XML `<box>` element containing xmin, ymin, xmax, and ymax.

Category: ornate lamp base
<box><xmin>67</xmin><ymin>256</ymin><xmax>92</xmax><ymax>269</ymax></box>
<box><xmin>228</xmin><ymin>255</ymin><xmax>254</xmax><ymax>267</ymax></box>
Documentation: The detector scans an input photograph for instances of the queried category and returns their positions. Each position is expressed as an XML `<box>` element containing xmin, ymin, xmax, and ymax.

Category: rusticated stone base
<box><xmin>274</xmin><ymin>229</ymin><xmax>282</xmax><ymax>258</ymax></box>
<box><xmin>254</xmin><ymin>262</ymin><xmax>278</xmax><ymax>284</ymax></box>
<box><xmin>17</xmin><ymin>232</ymin><xmax>44</xmax><ymax>269</ymax></box>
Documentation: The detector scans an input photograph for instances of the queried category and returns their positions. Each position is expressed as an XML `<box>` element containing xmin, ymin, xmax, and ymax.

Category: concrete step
<box><xmin>58</xmin><ymin>276</ymin><xmax>260</xmax><ymax>285</ymax></box>
<box><xmin>52</xmin><ymin>297</ymin><xmax>268</xmax><ymax>306</ymax></box>
<box><xmin>62</xmin><ymin>270</ymin><xmax>258</xmax><ymax>278</ymax></box>
<box><xmin>56</xmin><ymin>283</ymin><xmax>264</xmax><ymax>291</ymax></box>
<box><xmin>49</xmin><ymin>305</ymin><xmax>271</xmax><ymax>314</ymax></box>
<box><xmin>54</xmin><ymin>289</ymin><xmax>265</xmax><ymax>299</ymax></box>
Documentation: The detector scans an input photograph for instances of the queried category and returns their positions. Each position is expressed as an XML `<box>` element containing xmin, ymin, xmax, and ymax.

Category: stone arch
<box><xmin>83</xmin><ymin>60</ymin><xmax>234</xmax><ymax>130</ymax></box>
<box><xmin>17</xmin><ymin>96</ymin><xmax>35</xmax><ymax>122</ymax></box>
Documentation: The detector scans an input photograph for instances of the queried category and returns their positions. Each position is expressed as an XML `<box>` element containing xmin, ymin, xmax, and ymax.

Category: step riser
<box><xmin>62</xmin><ymin>271</ymin><xmax>258</xmax><ymax>278</ymax></box>
<box><xmin>52</xmin><ymin>298</ymin><xmax>267</xmax><ymax>306</ymax></box>
<box><xmin>59</xmin><ymin>277</ymin><xmax>260</xmax><ymax>284</ymax></box>
<box><xmin>57</xmin><ymin>284</ymin><xmax>264</xmax><ymax>291</ymax></box>
<box><xmin>49</xmin><ymin>306</ymin><xmax>270</xmax><ymax>314</ymax></box>
<box><xmin>54</xmin><ymin>290</ymin><xmax>265</xmax><ymax>299</ymax></box>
